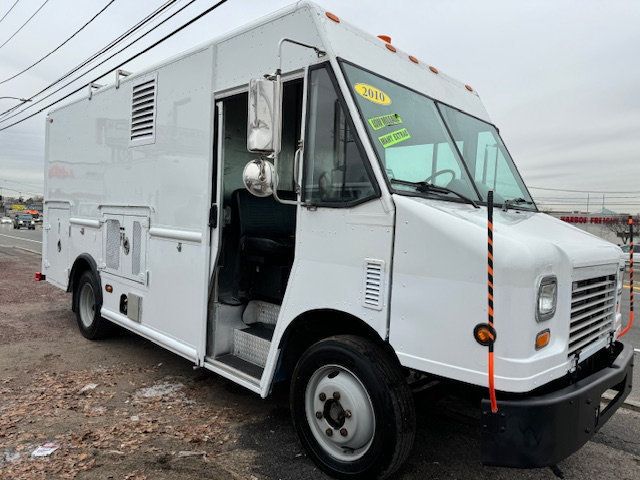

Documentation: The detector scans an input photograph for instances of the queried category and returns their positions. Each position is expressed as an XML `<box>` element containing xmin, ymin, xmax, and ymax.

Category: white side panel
<box><xmin>45</xmin><ymin>47</ymin><xmax>216</xmax><ymax>362</ymax></box>
<box><xmin>215</xmin><ymin>7</ymin><xmax>323</xmax><ymax>92</ymax></box>
<box><xmin>43</xmin><ymin>206</ymin><xmax>70</xmax><ymax>289</ymax></box>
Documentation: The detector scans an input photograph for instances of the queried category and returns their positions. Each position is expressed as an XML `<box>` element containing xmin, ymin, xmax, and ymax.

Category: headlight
<box><xmin>536</xmin><ymin>275</ymin><xmax>557</xmax><ymax>321</ymax></box>
<box><xmin>617</xmin><ymin>268</ymin><xmax>624</xmax><ymax>295</ymax></box>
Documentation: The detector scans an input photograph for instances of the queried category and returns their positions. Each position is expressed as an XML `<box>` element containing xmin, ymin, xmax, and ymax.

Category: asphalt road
<box><xmin>0</xmin><ymin>223</ymin><xmax>43</xmax><ymax>254</ymax></box>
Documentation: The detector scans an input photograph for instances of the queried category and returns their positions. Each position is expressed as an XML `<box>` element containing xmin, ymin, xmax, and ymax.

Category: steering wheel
<box><xmin>423</xmin><ymin>169</ymin><xmax>456</xmax><ymax>185</ymax></box>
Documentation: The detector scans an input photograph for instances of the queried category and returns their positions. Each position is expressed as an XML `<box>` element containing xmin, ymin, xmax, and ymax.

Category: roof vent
<box><xmin>363</xmin><ymin>259</ymin><xmax>385</xmax><ymax>310</ymax></box>
<box><xmin>130</xmin><ymin>77</ymin><xmax>157</xmax><ymax>146</ymax></box>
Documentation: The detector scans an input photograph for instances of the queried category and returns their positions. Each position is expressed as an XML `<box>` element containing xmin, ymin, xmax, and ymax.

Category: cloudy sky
<box><xmin>0</xmin><ymin>0</ymin><xmax>639</xmax><ymax>212</ymax></box>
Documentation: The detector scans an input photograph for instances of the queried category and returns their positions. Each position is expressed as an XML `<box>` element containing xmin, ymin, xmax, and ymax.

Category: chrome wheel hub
<box><xmin>79</xmin><ymin>283</ymin><xmax>95</xmax><ymax>328</ymax></box>
<box><xmin>305</xmin><ymin>365</ymin><xmax>375</xmax><ymax>461</ymax></box>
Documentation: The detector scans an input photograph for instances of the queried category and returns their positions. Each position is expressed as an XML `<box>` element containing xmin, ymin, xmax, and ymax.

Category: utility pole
<box><xmin>586</xmin><ymin>193</ymin><xmax>590</xmax><ymax>214</ymax></box>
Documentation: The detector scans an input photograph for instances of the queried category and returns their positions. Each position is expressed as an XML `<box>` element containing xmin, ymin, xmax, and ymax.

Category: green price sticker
<box><xmin>368</xmin><ymin>113</ymin><xmax>403</xmax><ymax>131</ymax></box>
<box><xmin>378</xmin><ymin>128</ymin><xmax>411</xmax><ymax>148</ymax></box>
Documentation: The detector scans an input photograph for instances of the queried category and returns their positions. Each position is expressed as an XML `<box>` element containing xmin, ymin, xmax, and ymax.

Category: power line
<box><xmin>0</xmin><ymin>0</ymin><xmax>51</xmax><ymax>51</ymax></box>
<box><xmin>0</xmin><ymin>0</ymin><xmax>117</xmax><ymax>87</ymax></box>
<box><xmin>0</xmin><ymin>178</ymin><xmax>42</xmax><ymax>188</ymax></box>
<box><xmin>529</xmin><ymin>185</ymin><xmax>640</xmax><ymax>194</ymax></box>
<box><xmin>0</xmin><ymin>0</ymin><xmax>20</xmax><ymax>25</ymax></box>
<box><xmin>0</xmin><ymin>0</ymin><xmax>231</xmax><ymax>132</ymax></box>
<box><xmin>0</xmin><ymin>0</ymin><xmax>179</xmax><ymax>120</ymax></box>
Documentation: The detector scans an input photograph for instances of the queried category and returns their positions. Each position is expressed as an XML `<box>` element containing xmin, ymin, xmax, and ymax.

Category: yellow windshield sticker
<box><xmin>378</xmin><ymin>128</ymin><xmax>411</xmax><ymax>148</ymax></box>
<box><xmin>354</xmin><ymin>83</ymin><xmax>391</xmax><ymax>105</ymax></box>
<box><xmin>368</xmin><ymin>113</ymin><xmax>403</xmax><ymax>131</ymax></box>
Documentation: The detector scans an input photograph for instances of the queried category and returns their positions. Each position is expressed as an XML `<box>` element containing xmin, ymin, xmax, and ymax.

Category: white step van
<box><xmin>41</xmin><ymin>3</ymin><xmax>633</xmax><ymax>478</ymax></box>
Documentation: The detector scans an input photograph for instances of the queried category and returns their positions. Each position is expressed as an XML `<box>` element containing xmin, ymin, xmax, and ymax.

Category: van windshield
<box><xmin>341</xmin><ymin>62</ymin><xmax>535</xmax><ymax>208</ymax></box>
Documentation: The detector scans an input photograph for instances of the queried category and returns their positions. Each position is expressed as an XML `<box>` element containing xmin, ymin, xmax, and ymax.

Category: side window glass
<box><xmin>304</xmin><ymin>66</ymin><xmax>376</xmax><ymax>205</ymax></box>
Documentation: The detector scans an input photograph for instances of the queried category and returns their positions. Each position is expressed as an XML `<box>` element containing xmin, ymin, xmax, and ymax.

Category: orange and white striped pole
<box><xmin>619</xmin><ymin>215</ymin><xmax>634</xmax><ymax>338</ymax></box>
<box><xmin>487</xmin><ymin>191</ymin><xmax>498</xmax><ymax>413</ymax></box>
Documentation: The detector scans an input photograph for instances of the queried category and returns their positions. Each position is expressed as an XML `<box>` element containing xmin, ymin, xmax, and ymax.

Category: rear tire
<box><xmin>74</xmin><ymin>270</ymin><xmax>110</xmax><ymax>339</ymax></box>
<box><xmin>290</xmin><ymin>335</ymin><xmax>415</xmax><ymax>479</ymax></box>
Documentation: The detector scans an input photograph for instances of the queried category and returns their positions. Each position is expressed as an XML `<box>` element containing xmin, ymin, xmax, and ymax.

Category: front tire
<box><xmin>74</xmin><ymin>271</ymin><xmax>110</xmax><ymax>339</ymax></box>
<box><xmin>290</xmin><ymin>335</ymin><xmax>415</xmax><ymax>479</ymax></box>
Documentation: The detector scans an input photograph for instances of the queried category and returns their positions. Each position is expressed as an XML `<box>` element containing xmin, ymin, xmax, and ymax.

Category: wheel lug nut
<box><xmin>344</xmin><ymin>410</ymin><xmax>352</xmax><ymax>418</ymax></box>
<box><xmin>325</xmin><ymin>428</ymin><xmax>333</xmax><ymax>437</ymax></box>
<box><xmin>333</xmin><ymin>391</ymin><xmax>340</xmax><ymax>400</ymax></box>
<box><xmin>315</xmin><ymin>411</ymin><xmax>323</xmax><ymax>419</ymax></box>
<box><xmin>340</xmin><ymin>428</ymin><xmax>348</xmax><ymax>437</ymax></box>
<box><xmin>319</xmin><ymin>392</ymin><xmax>326</xmax><ymax>402</ymax></box>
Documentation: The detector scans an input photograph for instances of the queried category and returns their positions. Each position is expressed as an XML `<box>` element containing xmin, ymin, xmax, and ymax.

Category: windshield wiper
<box><xmin>502</xmin><ymin>197</ymin><xmax>535</xmax><ymax>211</ymax></box>
<box><xmin>390</xmin><ymin>179</ymin><xmax>479</xmax><ymax>208</ymax></box>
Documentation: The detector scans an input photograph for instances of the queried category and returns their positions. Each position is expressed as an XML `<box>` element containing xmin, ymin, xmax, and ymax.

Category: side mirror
<box><xmin>243</xmin><ymin>158</ymin><xmax>276</xmax><ymax>197</ymax></box>
<box><xmin>247</xmin><ymin>78</ymin><xmax>282</xmax><ymax>154</ymax></box>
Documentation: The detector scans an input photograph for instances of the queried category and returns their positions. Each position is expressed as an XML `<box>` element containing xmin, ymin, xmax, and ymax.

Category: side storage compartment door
<box><xmin>44</xmin><ymin>206</ymin><xmax>70</xmax><ymax>289</ymax></box>
<box><xmin>102</xmin><ymin>213</ymin><xmax>149</xmax><ymax>284</ymax></box>
<box><xmin>102</xmin><ymin>214</ymin><xmax>124</xmax><ymax>277</ymax></box>
<box><xmin>121</xmin><ymin>215</ymin><xmax>148</xmax><ymax>284</ymax></box>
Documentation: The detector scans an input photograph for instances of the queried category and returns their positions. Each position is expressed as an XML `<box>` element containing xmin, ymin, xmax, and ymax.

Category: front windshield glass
<box><xmin>341</xmin><ymin>62</ymin><xmax>535</xmax><ymax>209</ymax></box>
<box><xmin>341</xmin><ymin>62</ymin><xmax>478</xmax><ymax>202</ymax></box>
<box><xmin>437</xmin><ymin>105</ymin><xmax>534</xmax><ymax>207</ymax></box>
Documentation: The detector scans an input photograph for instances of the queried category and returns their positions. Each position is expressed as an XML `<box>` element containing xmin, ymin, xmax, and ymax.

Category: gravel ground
<box><xmin>1</xmin><ymin>246</ymin><xmax>639</xmax><ymax>479</ymax></box>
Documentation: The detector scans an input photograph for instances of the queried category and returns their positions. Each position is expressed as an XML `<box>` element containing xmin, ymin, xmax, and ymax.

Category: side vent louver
<box><xmin>363</xmin><ymin>259</ymin><xmax>385</xmax><ymax>310</ymax></box>
<box><xmin>130</xmin><ymin>77</ymin><xmax>156</xmax><ymax>145</ymax></box>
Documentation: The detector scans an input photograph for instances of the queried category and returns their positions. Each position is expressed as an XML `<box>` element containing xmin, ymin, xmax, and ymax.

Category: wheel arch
<box><xmin>274</xmin><ymin>309</ymin><xmax>399</xmax><ymax>384</ymax></box>
<box><xmin>68</xmin><ymin>254</ymin><xmax>101</xmax><ymax>312</ymax></box>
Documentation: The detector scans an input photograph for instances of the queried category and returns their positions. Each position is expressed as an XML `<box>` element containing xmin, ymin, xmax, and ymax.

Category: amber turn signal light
<box><xmin>105</xmin><ymin>284</ymin><xmax>113</xmax><ymax>293</ymax></box>
<box><xmin>473</xmin><ymin>323</ymin><xmax>496</xmax><ymax>347</ymax></box>
<box><xmin>535</xmin><ymin>329</ymin><xmax>550</xmax><ymax>350</ymax></box>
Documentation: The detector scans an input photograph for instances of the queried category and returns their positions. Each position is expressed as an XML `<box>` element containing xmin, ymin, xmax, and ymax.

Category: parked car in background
<box><xmin>13</xmin><ymin>214</ymin><xmax>36</xmax><ymax>230</ymax></box>
<box><xmin>0</xmin><ymin>216</ymin><xmax>12</xmax><ymax>224</ymax></box>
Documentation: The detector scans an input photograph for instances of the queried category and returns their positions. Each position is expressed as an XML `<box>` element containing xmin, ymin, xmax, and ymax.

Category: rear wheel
<box><xmin>74</xmin><ymin>270</ymin><xmax>110</xmax><ymax>339</ymax></box>
<box><xmin>290</xmin><ymin>335</ymin><xmax>415</xmax><ymax>479</ymax></box>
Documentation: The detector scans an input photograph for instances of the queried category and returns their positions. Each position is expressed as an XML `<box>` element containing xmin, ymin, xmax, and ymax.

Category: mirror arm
<box><xmin>269</xmin><ymin>39</ymin><xmax>324</xmax><ymax>206</ymax></box>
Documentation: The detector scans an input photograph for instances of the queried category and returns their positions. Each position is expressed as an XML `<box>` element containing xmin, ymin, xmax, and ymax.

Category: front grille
<box><xmin>569</xmin><ymin>274</ymin><xmax>616</xmax><ymax>357</ymax></box>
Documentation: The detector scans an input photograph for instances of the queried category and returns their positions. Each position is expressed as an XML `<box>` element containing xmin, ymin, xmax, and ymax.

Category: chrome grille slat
<box><xmin>572</xmin><ymin>280</ymin><xmax>610</xmax><ymax>293</ymax></box>
<box><xmin>571</xmin><ymin>287</ymin><xmax>616</xmax><ymax>303</ymax></box>
<box><xmin>569</xmin><ymin>324</ymin><xmax>612</xmax><ymax>354</ymax></box>
<box><xmin>568</xmin><ymin>274</ymin><xmax>616</xmax><ymax>357</ymax></box>
<box><xmin>571</xmin><ymin>295</ymin><xmax>614</xmax><ymax>314</ymax></box>
<box><xmin>570</xmin><ymin>308</ymin><xmax>614</xmax><ymax>333</ymax></box>
<box><xmin>569</xmin><ymin>319</ymin><xmax>613</xmax><ymax>346</ymax></box>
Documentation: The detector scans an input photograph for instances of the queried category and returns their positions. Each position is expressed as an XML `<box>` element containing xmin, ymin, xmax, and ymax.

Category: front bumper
<box><xmin>481</xmin><ymin>341</ymin><xmax>634</xmax><ymax>468</ymax></box>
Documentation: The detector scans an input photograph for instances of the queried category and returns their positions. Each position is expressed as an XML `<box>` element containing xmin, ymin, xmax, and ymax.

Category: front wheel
<box><xmin>290</xmin><ymin>335</ymin><xmax>415</xmax><ymax>479</ymax></box>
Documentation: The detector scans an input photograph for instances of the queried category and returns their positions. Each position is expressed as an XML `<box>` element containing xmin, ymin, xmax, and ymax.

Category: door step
<box><xmin>215</xmin><ymin>353</ymin><xmax>264</xmax><ymax>380</ymax></box>
<box><xmin>233</xmin><ymin>323</ymin><xmax>274</xmax><ymax>368</ymax></box>
<box><xmin>242</xmin><ymin>300</ymin><xmax>280</xmax><ymax>326</ymax></box>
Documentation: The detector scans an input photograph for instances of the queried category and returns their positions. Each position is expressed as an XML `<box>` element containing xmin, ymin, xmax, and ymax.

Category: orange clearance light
<box><xmin>408</xmin><ymin>55</ymin><xmax>419</xmax><ymax>64</ymax></box>
<box><xmin>105</xmin><ymin>284</ymin><xmax>113</xmax><ymax>293</ymax></box>
<box><xmin>535</xmin><ymin>329</ymin><xmax>551</xmax><ymax>350</ymax></box>
<box><xmin>473</xmin><ymin>323</ymin><xmax>496</xmax><ymax>347</ymax></box>
<box><xmin>465</xmin><ymin>84</ymin><xmax>474</xmax><ymax>92</ymax></box>
<box><xmin>385</xmin><ymin>43</ymin><xmax>397</xmax><ymax>53</ymax></box>
<box><xmin>429</xmin><ymin>65</ymin><xmax>439</xmax><ymax>74</ymax></box>
<box><xmin>377</xmin><ymin>34</ymin><xmax>392</xmax><ymax>43</ymax></box>
<box><xmin>325</xmin><ymin>11</ymin><xmax>340</xmax><ymax>23</ymax></box>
